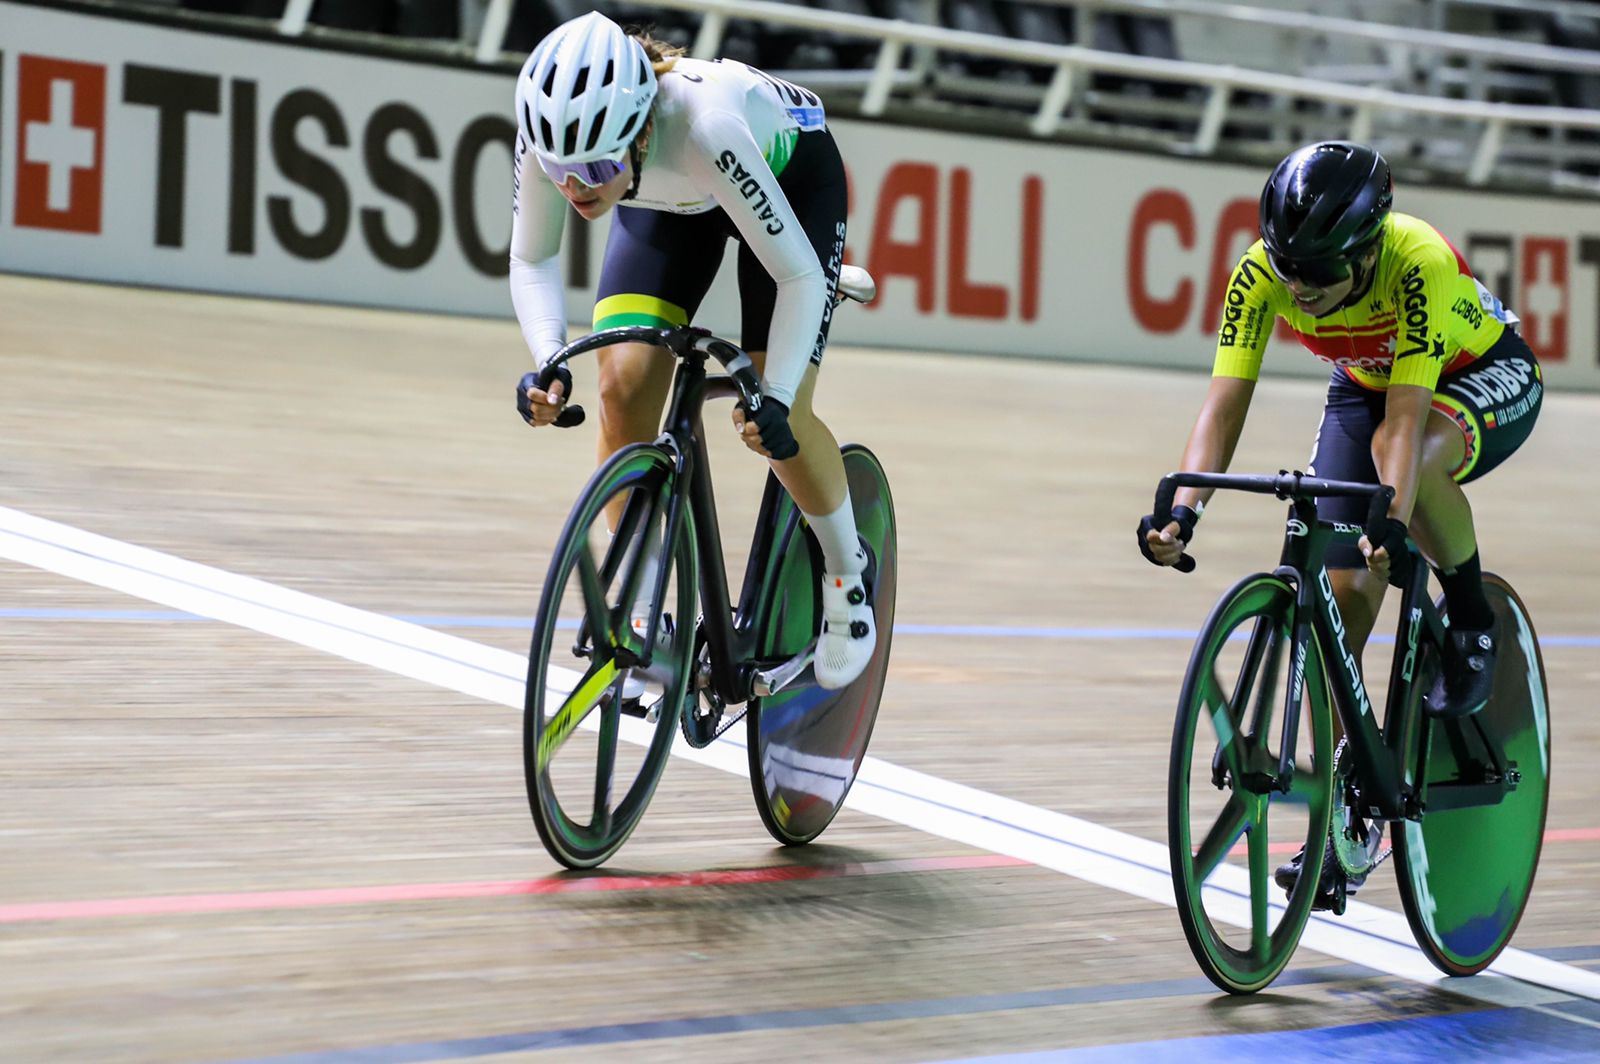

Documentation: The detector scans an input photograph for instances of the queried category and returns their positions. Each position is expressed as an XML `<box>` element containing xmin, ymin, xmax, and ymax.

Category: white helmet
<box><xmin>518</xmin><ymin>12</ymin><xmax>657</xmax><ymax>164</ymax></box>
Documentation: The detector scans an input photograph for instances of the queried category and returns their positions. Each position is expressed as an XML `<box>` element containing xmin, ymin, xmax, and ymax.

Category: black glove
<box><xmin>1364</xmin><ymin>514</ymin><xmax>1411</xmax><ymax>587</ymax></box>
<box><xmin>1137</xmin><ymin>504</ymin><xmax>1200</xmax><ymax>566</ymax></box>
<box><xmin>740</xmin><ymin>397</ymin><xmax>798</xmax><ymax>460</ymax></box>
<box><xmin>516</xmin><ymin>365</ymin><xmax>572</xmax><ymax>426</ymax></box>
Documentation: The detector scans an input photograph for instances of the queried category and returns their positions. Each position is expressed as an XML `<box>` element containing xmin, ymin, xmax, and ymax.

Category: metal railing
<box><xmin>247</xmin><ymin>0</ymin><xmax>1600</xmax><ymax>192</ymax></box>
<box><xmin>1046</xmin><ymin>0</ymin><xmax>1600</xmax><ymax>78</ymax></box>
<box><xmin>550</xmin><ymin>0</ymin><xmax>1600</xmax><ymax>181</ymax></box>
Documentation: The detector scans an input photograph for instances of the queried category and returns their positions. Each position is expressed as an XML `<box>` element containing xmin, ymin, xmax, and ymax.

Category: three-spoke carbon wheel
<box><xmin>1168</xmin><ymin>573</ymin><xmax>1335</xmax><ymax>994</ymax></box>
<box><xmin>523</xmin><ymin>444</ymin><xmax>698</xmax><ymax>869</ymax></box>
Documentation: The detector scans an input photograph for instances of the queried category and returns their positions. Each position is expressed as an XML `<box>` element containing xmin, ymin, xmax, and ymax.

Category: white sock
<box><xmin>803</xmin><ymin>493</ymin><xmax>866</xmax><ymax>575</ymax></box>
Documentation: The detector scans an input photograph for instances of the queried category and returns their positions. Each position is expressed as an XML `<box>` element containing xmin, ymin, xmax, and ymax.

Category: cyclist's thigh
<box><xmin>736</xmin><ymin>129</ymin><xmax>848</xmax><ymax>366</ymax></box>
<box><xmin>1429</xmin><ymin>329</ymin><xmax>1544</xmax><ymax>485</ymax></box>
<box><xmin>593</xmin><ymin>205</ymin><xmax>726</xmax><ymax>333</ymax></box>
<box><xmin>1306</xmin><ymin>371</ymin><xmax>1387</xmax><ymax>569</ymax></box>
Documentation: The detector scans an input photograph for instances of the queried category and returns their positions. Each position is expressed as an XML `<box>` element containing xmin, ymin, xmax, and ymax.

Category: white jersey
<box><xmin>509</xmin><ymin>57</ymin><xmax>830</xmax><ymax>406</ymax></box>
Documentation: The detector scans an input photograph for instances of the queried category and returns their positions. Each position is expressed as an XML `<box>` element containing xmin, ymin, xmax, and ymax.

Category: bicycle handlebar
<box><xmin>1152</xmin><ymin>471</ymin><xmax>1397</xmax><ymax>575</ymax></box>
<box><xmin>534</xmin><ymin>325</ymin><xmax>768</xmax><ymax>430</ymax></box>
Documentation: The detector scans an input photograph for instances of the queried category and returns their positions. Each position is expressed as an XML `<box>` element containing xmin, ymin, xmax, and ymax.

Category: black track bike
<box><xmin>1152</xmin><ymin>471</ymin><xmax>1550</xmax><ymax>994</ymax></box>
<box><xmin>522</xmin><ymin>271</ymin><xmax>895</xmax><ymax>869</ymax></box>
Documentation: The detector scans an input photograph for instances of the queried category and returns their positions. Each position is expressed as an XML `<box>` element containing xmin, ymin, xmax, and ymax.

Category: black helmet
<box><xmin>1260</xmin><ymin>141</ymin><xmax>1392</xmax><ymax>287</ymax></box>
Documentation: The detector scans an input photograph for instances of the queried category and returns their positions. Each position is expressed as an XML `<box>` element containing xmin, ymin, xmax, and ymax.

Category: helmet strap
<box><xmin>621</xmin><ymin>117</ymin><xmax>652</xmax><ymax>203</ymax></box>
<box><xmin>1340</xmin><ymin>243</ymin><xmax>1382</xmax><ymax>310</ymax></box>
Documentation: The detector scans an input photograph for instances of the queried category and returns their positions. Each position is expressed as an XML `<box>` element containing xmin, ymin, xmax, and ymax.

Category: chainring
<box><xmin>678</xmin><ymin>624</ymin><xmax>747</xmax><ymax>748</ymax></box>
<box><xmin>1329</xmin><ymin>737</ymin><xmax>1387</xmax><ymax>878</ymax></box>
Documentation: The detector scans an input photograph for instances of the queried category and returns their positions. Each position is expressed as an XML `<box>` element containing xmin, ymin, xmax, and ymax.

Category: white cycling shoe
<box><xmin>618</xmin><ymin>613</ymin><xmax>674</xmax><ymax>703</ymax></box>
<box><xmin>815</xmin><ymin>571</ymin><xmax>876</xmax><ymax>690</ymax></box>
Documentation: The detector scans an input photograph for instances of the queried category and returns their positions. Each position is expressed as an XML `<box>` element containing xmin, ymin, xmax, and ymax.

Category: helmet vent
<box><xmin>585</xmin><ymin>108</ymin><xmax>608</xmax><ymax>153</ymax></box>
<box><xmin>541</xmin><ymin>65</ymin><xmax>557</xmax><ymax>98</ymax></box>
<box><xmin>572</xmin><ymin>65</ymin><xmax>589</xmax><ymax>96</ymax></box>
<box><xmin>602</xmin><ymin>60</ymin><xmax>615</xmax><ymax>87</ymax></box>
<box><xmin>618</xmin><ymin>111</ymin><xmax>638</xmax><ymax>140</ymax></box>
<box><xmin>539</xmin><ymin>116</ymin><xmax>554</xmax><ymax>152</ymax></box>
<box><xmin>562</xmin><ymin>119</ymin><xmax>580</xmax><ymax>157</ymax></box>
<box><xmin>638</xmin><ymin>58</ymin><xmax>647</xmax><ymax>84</ymax></box>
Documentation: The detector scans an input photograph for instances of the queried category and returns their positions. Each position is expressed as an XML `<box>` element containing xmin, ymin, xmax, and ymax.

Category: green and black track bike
<box><xmin>521</xmin><ymin>270</ymin><xmax>895</xmax><ymax>869</ymax></box>
<box><xmin>1153</xmin><ymin>471</ymin><xmax>1550</xmax><ymax>994</ymax></box>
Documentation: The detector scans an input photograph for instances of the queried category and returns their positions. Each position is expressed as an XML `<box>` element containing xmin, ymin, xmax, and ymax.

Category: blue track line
<box><xmin>3</xmin><ymin>608</ymin><xmax>1597</xmax><ymax>647</ymax></box>
<box><xmin>215</xmin><ymin>966</ymin><xmax>1368</xmax><ymax>1064</ymax></box>
<box><xmin>215</xmin><ymin>952</ymin><xmax>1600</xmax><ymax>1064</ymax></box>
<box><xmin>945</xmin><ymin>1006</ymin><xmax>1600</xmax><ymax>1063</ymax></box>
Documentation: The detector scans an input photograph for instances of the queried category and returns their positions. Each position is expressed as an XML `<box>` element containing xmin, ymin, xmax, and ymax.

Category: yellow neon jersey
<box><xmin>1212</xmin><ymin>213</ymin><xmax>1516</xmax><ymax>391</ymax></box>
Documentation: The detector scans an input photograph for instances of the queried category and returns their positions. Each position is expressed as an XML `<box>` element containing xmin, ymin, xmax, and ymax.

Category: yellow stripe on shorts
<box><xmin>593</xmin><ymin>294</ymin><xmax>689</xmax><ymax>331</ymax></box>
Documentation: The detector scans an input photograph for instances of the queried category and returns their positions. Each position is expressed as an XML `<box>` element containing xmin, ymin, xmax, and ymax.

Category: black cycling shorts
<box><xmin>1306</xmin><ymin>326</ymin><xmax>1543</xmax><ymax>568</ymax></box>
<box><xmin>592</xmin><ymin>128</ymin><xmax>846</xmax><ymax>366</ymax></box>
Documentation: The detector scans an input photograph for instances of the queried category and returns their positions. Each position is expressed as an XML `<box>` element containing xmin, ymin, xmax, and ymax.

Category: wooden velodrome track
<box><xmin>2</xmin><ymin>272</ymin><xmax>1598</xmax><ymax>1063</ymax></box>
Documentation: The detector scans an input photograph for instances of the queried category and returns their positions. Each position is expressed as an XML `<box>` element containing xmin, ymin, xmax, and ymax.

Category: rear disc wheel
<box><xmin>1393</xmin><ymin>575</ymin><xmax>1550</xmax><ymax>974</ymax></box>
<box><xmin>748</xmin><ymin>444</ymin><xmax>896</xmax><ymax>845</ymax></box>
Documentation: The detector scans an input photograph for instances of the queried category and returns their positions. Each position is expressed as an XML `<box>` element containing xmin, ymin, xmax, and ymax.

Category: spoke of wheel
<box><xmin>1245</xmin><ymin>799</ymin><xmax>1272</xmax><ymax>956</ymax></box>
<box><xmin>538</xmin><ymin>656</ymin><xmax>618</xmax><ymax>771</ymax></box>
<box><xmin>591</xmin><ymin>680</ymin><xmax>622</xmax><ymax>837</ymax></box>
<box><xmin>1193</xmin><ymin>794</ymin><xmax>1249</xmax><ymax>882</ymax></box>
<box><xmin>575</xmin><ymin>546</ymin><xmax>614</xmax><ymax>652</ymax></box>
<box><xmin>1203</xmin><ymin>672</ymin><xmax>1248</xmax><ymax>782</ymax></box>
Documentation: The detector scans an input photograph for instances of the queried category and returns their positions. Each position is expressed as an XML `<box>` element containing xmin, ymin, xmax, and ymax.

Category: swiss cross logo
<box><xmin>15</xmin><ymin>55</ymin><xmax>107</xmax><ymax>234</ymax></box>
<box><xmin>1519</xmin><ymin>237</ymin><xmax>1568</xmax><ymax>363</ymax></box>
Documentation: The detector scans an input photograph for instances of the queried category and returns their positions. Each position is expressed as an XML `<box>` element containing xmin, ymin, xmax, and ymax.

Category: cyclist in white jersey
<box><xmin>509</xmin><ymin>13</ymin><xmax>874</xmax><ymax>689</ymax></box>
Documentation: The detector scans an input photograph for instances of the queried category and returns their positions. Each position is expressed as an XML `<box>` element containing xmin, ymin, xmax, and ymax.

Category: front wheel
<box><xmin>1169</xmin><ymin>573</ymin><xmax>1335</xmax><ymax>994</ymax></box>
<box><xmin>747</xmin><ymin>444</ymin><xmax>897</xmax><ymax>845</ymax></box>
<box><xmin>523</xmin><ymin>444</ymin><xmax>697</xmax><ymax>869</ymax></box>
<box><xmin>1393</xmin><ymin>575</ymin><xmax>1551</xmax><ymax>975</ymax></box>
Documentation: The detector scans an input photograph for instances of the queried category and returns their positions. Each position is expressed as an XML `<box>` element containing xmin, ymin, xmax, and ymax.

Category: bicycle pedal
<box><xmin>615</xmin><ymin>695</ymin><xmax>651</xmax><ymax>720</ymax></box>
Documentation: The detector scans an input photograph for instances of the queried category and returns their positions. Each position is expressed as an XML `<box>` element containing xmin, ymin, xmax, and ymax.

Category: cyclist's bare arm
<box><xmin>1371</xmin><ymin>383</ymin><xmax>1431</xmax><ymax>525</ymax></box>
<box><xmin>1357</xmin><ymin>381</ymin><xmax>1433</xmax><ymax>578</ymax></box>
<box><xmin>1145</xmin><ymin>375</ymin><xmax>1255</xmax><ymax>564</ymax></box>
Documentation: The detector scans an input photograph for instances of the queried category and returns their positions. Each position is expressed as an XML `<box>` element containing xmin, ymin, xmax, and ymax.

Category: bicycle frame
<box><xmin>1274</xmin><ymin>498</ymin><xmax>1446</xmax><ymax>821</ymax></box>
<box><xmin>543</xmin><ymin>325</ymin><xmax>811</xmax><ymax>708</ymax></box>
<box><xmin>1156</xmin><ymin>470</ymin><xmax>1517</xmax><ymax>826</ymax></box>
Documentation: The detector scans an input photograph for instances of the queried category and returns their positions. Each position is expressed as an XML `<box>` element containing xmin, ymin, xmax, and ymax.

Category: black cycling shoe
<box><xmin>1424</xmin><ymin>628</ymin><xmax>1496</xmax><ymax>720</ymax></box>
<box><xmin>1274</xmin><ymin>838</ymin><xmax>1368</xmax><ymax>914</ymax></box>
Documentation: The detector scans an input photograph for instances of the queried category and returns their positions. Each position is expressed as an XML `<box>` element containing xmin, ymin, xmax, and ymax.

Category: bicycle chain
<box><xmin>678</xmin><ymin>624</ymin><xmax>749</xmax><ymax>747</ymax></box>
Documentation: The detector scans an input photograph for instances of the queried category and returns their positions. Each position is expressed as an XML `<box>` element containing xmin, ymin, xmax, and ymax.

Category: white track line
<box><xmin>4</xmin><ymin>504</ymin><xmax>1597</xmax><ymax>1007</ymax></box>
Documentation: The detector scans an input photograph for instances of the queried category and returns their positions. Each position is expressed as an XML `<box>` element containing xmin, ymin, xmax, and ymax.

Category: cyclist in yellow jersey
<box><xmin>1136</xmin><ymin>141</ymin><xmax>1542</xmax><ymax>905</ymax></box>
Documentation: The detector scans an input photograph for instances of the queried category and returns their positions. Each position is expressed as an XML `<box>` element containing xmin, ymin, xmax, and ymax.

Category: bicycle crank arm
<box><xmin>751</xmin><ymin>643</ymin><xmax>817</xmax><ymax>698</ymax></box>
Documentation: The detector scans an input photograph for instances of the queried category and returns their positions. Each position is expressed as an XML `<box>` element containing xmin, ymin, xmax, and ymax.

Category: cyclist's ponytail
<box><xmin>631</xmin><ymin>31</ymin><xmax>684</xmax><ymax>76</ymax></box>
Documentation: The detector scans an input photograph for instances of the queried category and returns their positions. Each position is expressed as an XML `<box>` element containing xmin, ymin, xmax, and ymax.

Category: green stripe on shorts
<box><xmin>592</xmin><ymin>294</ymin><xmax>689</xmax><ymax>332</ymax></box>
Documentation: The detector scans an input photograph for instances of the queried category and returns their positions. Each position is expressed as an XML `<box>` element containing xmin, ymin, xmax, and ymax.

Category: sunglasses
<box><xmin>1266</xmin><ymin>249</ymin><xmax>1352</xmax><ymax>290</ymax></box>
<box><xmin>538</xmin><ymin>154</ymin><xmax>627</xmax><ymax>189</ymax></box>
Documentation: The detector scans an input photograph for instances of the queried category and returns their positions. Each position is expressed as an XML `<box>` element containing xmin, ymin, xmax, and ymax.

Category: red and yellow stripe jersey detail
<box><xmin>1211</xmin><ymin>213</ymin><xmax>1510</xmax><ymax>392</ymax></box>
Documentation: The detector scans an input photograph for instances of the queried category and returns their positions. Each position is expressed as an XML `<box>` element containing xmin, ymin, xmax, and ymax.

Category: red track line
<box><xmin>0</xmin><ymin>854</ymin><xmax>1029</xmax><ymax>924</ymax></box>
<box><xmin>1543</xmin><ymin>827</ymin><xmax>1600</xmax><ymax>843</ymax></box>
<box><xmin>8</xmin><ymin>828</ymin><xmax>1596</xmax><ymax>925</ymax></box>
